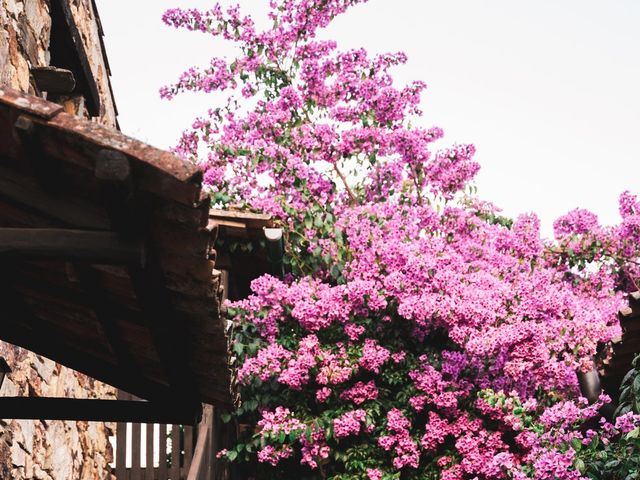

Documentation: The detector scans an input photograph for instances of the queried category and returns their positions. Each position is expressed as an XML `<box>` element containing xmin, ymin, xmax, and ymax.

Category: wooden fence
<box><xmin>113</xmin><ymin>391</ymin><xmax>197</xmax><ymax>480</ymax></box>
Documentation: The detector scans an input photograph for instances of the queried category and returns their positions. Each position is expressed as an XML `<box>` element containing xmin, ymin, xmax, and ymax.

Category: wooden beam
<box><xmin>14</xmin><ymin>115</ymin><xmax>66</xmax><ymax>192</ymax></box>
<box><xmin>0</xmin><ymin>166</ymin><xmax>109</xmax><ymax>229</ymax></box>
<box><xmin>0</xmin><ymin>397</ymin><xmax>201</xmax><ymax>424</ymax></box>
<box><xmin>30</xmin><ymin>67</ymin><xmax>76</xmax><ymax>94</ymax></box>
<box><xmin>96</xmin><ymin>148</ymin><xmax>200</xmax><ymax>404</ymax></box>
<box><xmin>0</xmin><ymin>228</ymin><xmax>145</xmax><ymax>265</ymax></box>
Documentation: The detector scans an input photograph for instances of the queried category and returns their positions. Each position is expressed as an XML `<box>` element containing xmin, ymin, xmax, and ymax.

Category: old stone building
<box><xmin>1</xmin><ymin>0</ymin><xmax>118</xmax><ymax>478</ymax></box>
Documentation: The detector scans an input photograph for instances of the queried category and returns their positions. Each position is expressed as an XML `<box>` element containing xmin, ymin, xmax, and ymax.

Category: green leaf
<box><xmin>571</xmin><ymin>437</ymin><xmax>582</xmax><ymax>452</ymax></box>
<box><xmin>227</xmin><ymin>450</ymin><xmax>238</xmax><ymax>462</ymax></box>
<box><xmin>626</xmin><ymin>427</ymin><xmax>640</xmax><ymax>440</ymax></box>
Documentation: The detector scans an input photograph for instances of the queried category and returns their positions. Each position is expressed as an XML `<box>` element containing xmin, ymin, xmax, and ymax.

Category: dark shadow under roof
<box><xmin>0</xmin><ymin>87</ymin><xmax>230</xmax><ymax>407</ymax></box>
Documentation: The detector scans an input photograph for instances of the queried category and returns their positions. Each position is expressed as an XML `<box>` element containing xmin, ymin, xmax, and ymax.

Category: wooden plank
<box><xmin>146</xmin><ymin>423</ymin><xmax>154</xmax><ymax>480</ymax></box>
<box><xmin>115</xmin><ymin>420</ymin><xmax>127</xmax><ymax>480</ymax></box>
<box><xmin>159</xmin><ymin>424</ymin><xmax>168</xmax><ymax>479</ymax></box>
<box><xmin>14</xmin><ymin>115</ymin><xmax>67</xmax><ymax>193</ymax></box>
<box><xmin>0</xmin><ymin>228</ymin><xmax>144</xmax><ymax>264</ymax></box>
<box><xmin>170</xmin><ymin>426</ymin><xmax>180</xmax><ymax>480</ymax></box>
<box><xmin>184</xmin><ymin>426</ymin><xmax>193</xmax><ymax>474</ymax></box>
<box><xmin>30</xmin><ymin>66</ymin><xmax>76</xmax><ymax>94</ymax></box>
<box><xmin>0</xmin><ymin>166</ymin><xmax>109</xmax><ymax>229</ymax></box>
<box><xmin>116</xmin><ymin>383</ymin><xmax>132</xmax><ymax>480</ymax></box>
<box><xmin>209</xmin><ymin>209</ymin><xmax>272</xmax><ymax>225</ymax></box>
<box><xmin>132</xmin><ymin>422</ymin><xmax>142</xmax><ymax>480</ymax></box>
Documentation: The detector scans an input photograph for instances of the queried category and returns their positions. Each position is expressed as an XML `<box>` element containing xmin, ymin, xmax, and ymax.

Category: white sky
<box><xmin>95</xmin><ymin>0</ymin><xmax>639</xmax><ymax>237</ymax></box>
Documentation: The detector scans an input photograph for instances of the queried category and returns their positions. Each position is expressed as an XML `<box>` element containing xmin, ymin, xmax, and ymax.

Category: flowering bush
<box><xmin>163</xmin><ymin>1</ymin><xmax>640</xmax><ymax>478</ymax></box>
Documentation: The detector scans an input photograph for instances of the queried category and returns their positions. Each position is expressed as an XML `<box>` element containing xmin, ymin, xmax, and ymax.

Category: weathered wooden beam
<box><xmin>14</xmin><ymin>115</ymin><xmax>65</xmax><ymax>192</ymax></box>
<box><xmin>0</xmin><ymin>228</ymin><xmax>145</xmax><ymax>265</ymax></box>
<box><xmin>96</xmin><ymin>148</ymin><xmax>200</xmax><ymax>404</ymax></box>
<box><xmin>0</xmin><ymin>166</ymin><xmax>109</xmax><ymax>229</ymax></box>
<box><xmin>30</xmin><ymin>66</ymin><xmax>76</xmax><ymax>94</ymax></box>
<box><xmin>0</xmin><ymin>397</ymin><xmax>202</xmax><ymax>424</ymax></box>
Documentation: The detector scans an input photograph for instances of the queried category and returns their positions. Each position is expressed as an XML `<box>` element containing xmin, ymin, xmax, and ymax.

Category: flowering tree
<box><xmin>162</xmin><ymin>1</ymin><xmax>640</xmax><ymax>478</ymax></box>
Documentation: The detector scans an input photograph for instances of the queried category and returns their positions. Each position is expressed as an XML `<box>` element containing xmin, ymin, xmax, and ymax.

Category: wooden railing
<box><xmin>114</xmin><ymin>391</ymin><xmax>196</xmax><ymax>480</ymax></box>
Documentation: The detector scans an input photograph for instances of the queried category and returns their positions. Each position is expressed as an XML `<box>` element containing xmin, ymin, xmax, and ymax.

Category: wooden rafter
<box><xmin>0</xmin><ymin>228</ymin><xmax>145</xmax><ymax>264</ymax></box>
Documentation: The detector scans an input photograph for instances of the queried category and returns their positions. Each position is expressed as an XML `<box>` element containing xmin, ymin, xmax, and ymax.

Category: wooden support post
<box><xmin>0</xmin><ymin>397</ymin><xmax>201</xmax><ymax>424</ymax></box>
<box><xmin>187</xmin><ymin>405</ymin><xmax>214</xmax><ymax>480</ymax></box>
<box><xmin>0</xmin><ymin>228</ymin><xmax>145</xmax><ymax>265</ymax></box>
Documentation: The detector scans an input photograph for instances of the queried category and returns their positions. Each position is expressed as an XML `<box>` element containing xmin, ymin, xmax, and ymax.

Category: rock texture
<box><xmin>0</xmin><ymin>0</ymin><xmax>51</xmax><ymax>92</ymax></box>
<box><xmin>0</xmin><ymin>0</ymin><xmax>117</xmax><ymax>125</ymax></box>
<box><xmin>0</xmin><ymin>344</ymin><xmax>117</xmax><ymax>480</ymax></box>
<box><xmin>0</xmin><ymin>0</ymin><xmax>119</xmax><ymax>478</ymax></box>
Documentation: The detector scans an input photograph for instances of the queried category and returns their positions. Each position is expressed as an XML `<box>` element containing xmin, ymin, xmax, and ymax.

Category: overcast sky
<box><xmin>94</xmin><ymin>0</ymin><xmax>639</xmax><ymax>237</ymax></box>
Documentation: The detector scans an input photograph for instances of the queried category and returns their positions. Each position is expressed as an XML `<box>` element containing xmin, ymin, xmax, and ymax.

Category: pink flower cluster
<box><xmin>257</xmin><ymin>407</ymin><xmax>305</xmax><ymax>438</ymax></box>
<box><xmin>378</xmin><ymin>409</ymin><xmax>420</xmax><ymax>469</ymax></box>
<box><xmin>339</xmin><ymin>381</ymin><xmax>379</xmax><ymax>405</ymax></box>
<box><xmin>333</xmin><ymin>409</ymin><xmax>368</xmax><ymax>439</ymax></box>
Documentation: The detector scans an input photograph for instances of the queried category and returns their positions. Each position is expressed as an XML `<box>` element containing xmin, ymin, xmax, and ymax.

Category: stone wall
<box><xmin>0</xmin><ymin>0</ymin><xmax>117</xmax><ymax>126</ymax></box>
<box><xmin>0</xmin><ymin>0</ymin><xmax>119</xmax><ymax>479</ymax></box>
<box><xmin>0</xmin><ymin>344</ymin><xmax>116</xmax><ymax>480</ymax></box>
<box><xmin>0</xmin><ymin>0</ymin><xmax>51</xmax><ymax>93</ymax></box>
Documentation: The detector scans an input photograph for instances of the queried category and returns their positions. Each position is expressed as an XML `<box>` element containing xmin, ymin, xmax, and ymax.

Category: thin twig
<box><xmin>333</xmin><ymin>163</ymin><xmax>357</xmax><ymax>204</ymax></box>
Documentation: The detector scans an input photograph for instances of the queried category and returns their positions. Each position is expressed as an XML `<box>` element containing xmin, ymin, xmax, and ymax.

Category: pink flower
<box><xmin>333</xmin><ymin>410</ymin><xmax>367</xmax><ymax>439</ymax></box>
<box><xmin>367</xmin><ymin>468</ymin><xmax>383</xmax><ymax>480</ymax></box>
